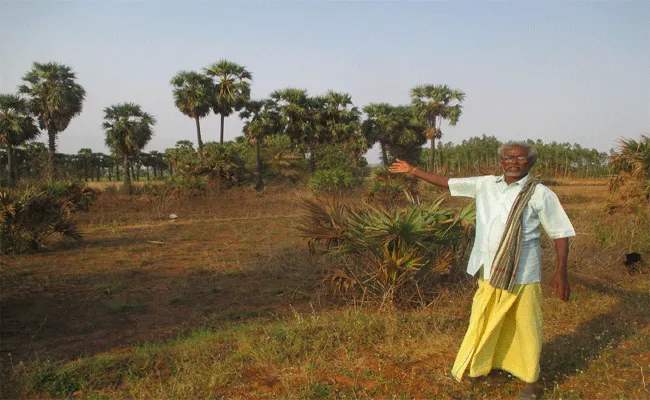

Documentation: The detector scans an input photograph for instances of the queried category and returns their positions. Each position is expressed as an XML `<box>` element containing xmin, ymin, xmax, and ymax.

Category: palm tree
<box><xmin>170</xmin><ymin>71</ymin><xmax>212</xmax><ymax>151</ymax></box>
<box><xmin>362</xmin><ymin>103</ymin><xmax>397</xmax><ymax>166</ymax></box>
<box><xmin>103</xmin><ymin>103</ymin><xmax>156</xmax><ymax>194</ymax></box>
<box><xmin>410</xmin><ymin>84</ymin><xmax>465</xmax><ymax>172</ymax></box>
<box><xmin>19</xmin><ymin>62</ymin><xmax>86</xmax><ymax>180</ymax></box>
<box><xmin>240</xmin><ymin>99</ymin><xmax>280</xmax><ymax>190</ymax></box>
<box><xmin>270</xmin><ymin>88</ymin><xmax>311</xmax><ymax>151</ymax></box>
<box><xmin>0</xmin><ymin>94</ymin><xmax>40</xmax><ymax>187</ymax></box>
<box><xmin>204</xmin><ymin>60</ymin><xmax>252</xmax><ymax>144</ymax></box>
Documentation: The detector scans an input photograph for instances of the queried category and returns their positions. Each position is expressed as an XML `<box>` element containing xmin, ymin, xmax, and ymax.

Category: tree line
<box><xmin>1</xmin><ymin>60</ymin><xmax>613</xmax><ymax>191</ymax></box>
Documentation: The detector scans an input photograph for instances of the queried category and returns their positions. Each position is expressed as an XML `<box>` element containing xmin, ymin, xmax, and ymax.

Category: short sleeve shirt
<box><xmin>447</xmin><ymin>174</ymin><xmax>576</xmax><ymax>284</ymax></box>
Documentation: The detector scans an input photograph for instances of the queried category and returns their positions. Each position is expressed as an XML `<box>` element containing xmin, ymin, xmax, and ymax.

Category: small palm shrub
<box><xmin>43</xmin><ymin>181</ymin><xmax>97</xmax><ymax>211</ymax></box>
<box><xmin>608</xmin><ymin>135</ymin><xmax>650</xmax><ymax>211</ymax></box>
<box><xmin>365</xmin><ymin>167</ymin><xmax>420</xmax><ymax>206</ymax></box>
<box><xmin>0</xmin><ymin>188</ymin><xmax>83</xmax><ymax>254</ymax></box>
<box><xmin>297</xmin><ymin>195</ymin><xmax>475</xmax><ymax>307</ymax></box>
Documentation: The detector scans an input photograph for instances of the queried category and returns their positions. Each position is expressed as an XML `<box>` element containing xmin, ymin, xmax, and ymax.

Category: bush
<box><xmin>42</xmin><ymin>181</ymin><xmax>97</xmax><ymax>211</ymax></box>
<box><xmin>309</xmin><ymin>168</ymin><xmax>358</xmax><ymax>192</ymax></box>
<box><xmin>0</xmin><ymin>188</ymin><xmax>83</xmax><ymax>254</ymax></box>
<box><xmin>297</xmin><ymin>195</ymin><xmax>475</xmax><ymax>307</ymax></box>
<box><xmin>167</xmin><ymin>141</ymin><xmax>249</xmax><ymax>189</ymax></box>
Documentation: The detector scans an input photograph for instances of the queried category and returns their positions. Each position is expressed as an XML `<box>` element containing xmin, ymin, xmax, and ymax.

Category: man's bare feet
<box><xmin>487</xmin><ymin>369</ymin><xmax>508</xmax><ymax>383</ymax></box>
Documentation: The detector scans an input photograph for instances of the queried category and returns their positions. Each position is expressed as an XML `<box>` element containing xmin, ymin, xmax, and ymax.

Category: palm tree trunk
<box><xmin>108</xmin><ymin>165</ymin><xmax>112</xmax><ymax>181</ymax></box>
<box><xmin>195</xmin><ymin>115</ymin><xmax>203</xmax><ymax>151</ymax></box>
<box><xmin>254</xmin><ymin>137</ymin><xmax>264</xmax><ymax>191</ymax></box>
<box><xmin>146</xmin><ymin>166</ymin><xmax>150</xmax><ymax>181</ymax></box>
<box><xmin>428</xmin><ymin>137</ymin><xmax>435</xmax><ymax>173</ymax></box>
<box><xmin>380</xmin><ymin>141</ymin><xmax>389</xmax><ymax>166</ymax></box>
<box><xmin>220</xmin><ymin>114</ymin><xmax>225</xmax><ymax>144</ymax></box>
<box><xmin>116</xmin><ymin>164</ymin><xmax>120</xmax><ymax>181</ymax></box>
<box><xmin>123</xmin><ymin>156</ymin><xmax>132</xmax><ymax>194</ymax></box>
<box><xmin>7</xmin><ymin>144</ymin><xmax>14</xmax><ymax>188</ymax></box>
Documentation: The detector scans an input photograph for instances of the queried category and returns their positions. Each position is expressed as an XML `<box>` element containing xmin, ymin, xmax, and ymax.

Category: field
<box><xmin>1</xmin><ymin>180</ymin><xmax>649</xmax><ymax>399</ymax></box>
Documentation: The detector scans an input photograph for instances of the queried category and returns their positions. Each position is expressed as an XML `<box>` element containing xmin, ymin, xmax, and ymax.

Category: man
<box><xmin>389</xmin><ymin>141</ymin><xmax>575</xmax><ymax>399</ymax></box>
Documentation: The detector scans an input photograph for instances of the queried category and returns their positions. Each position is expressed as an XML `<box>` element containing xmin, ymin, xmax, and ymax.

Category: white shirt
<box><xmin>447</xmin><ymin>174</ymin><xmax>576</xmax><ymax>284</ymax></box>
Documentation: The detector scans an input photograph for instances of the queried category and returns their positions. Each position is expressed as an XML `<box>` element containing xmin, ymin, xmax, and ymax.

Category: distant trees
<box><xmin>19</xmin><ymin>62</ymin><xmax>85</xmax><ymax>180</ymax></box>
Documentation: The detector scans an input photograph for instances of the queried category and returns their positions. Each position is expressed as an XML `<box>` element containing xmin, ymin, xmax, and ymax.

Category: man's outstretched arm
<box><xmin>552</xmin><ymin>237</ymin><xmax>570</xmax><ymax>302</ymax></box>
<box><xmin>388</xmin><ymin>159</ymin><xmax>450</xmax><ymax>188</ymax></box>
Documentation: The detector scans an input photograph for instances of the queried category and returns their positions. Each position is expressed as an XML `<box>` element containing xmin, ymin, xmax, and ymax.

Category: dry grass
<box><xmin>1</xmin><ymin>180</ymin><xmax>648</xmax><ymax>399</ymax></box>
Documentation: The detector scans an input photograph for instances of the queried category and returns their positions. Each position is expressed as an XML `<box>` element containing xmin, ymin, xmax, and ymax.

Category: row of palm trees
<box><xmin>1</xmin><ymin>59</ymin><xmax>625</xmax><ymax>192</ymax></box>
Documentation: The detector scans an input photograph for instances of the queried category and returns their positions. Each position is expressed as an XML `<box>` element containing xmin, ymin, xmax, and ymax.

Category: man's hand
<box><xmin>388</xmin><ymin>158</ymin><xmax>415</xmax><ymax>174</ymax></box>
<box><xmin>552</xmin><ymin>270</ymin><xmax>570</xmax><ymax>302</ymax></box>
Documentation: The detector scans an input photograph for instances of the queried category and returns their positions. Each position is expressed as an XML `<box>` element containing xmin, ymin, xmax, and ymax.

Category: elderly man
<box><xmin>389</xmin><ymin>141</ymin><xmax>575</xmax><ymax>399</ymax></box>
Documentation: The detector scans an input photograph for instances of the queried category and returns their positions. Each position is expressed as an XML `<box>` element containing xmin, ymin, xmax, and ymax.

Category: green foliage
<box><xmin>0</xmin><ymin>187</ymin><xmax>83</xmax><ymax>254</ymax></box>
<box><xmin>201</xmin><ymin>142</ymin><xmax>247</xmax><ymax>187</ymax></box>
<box><xmin>309</xmin><ymin>168</ymin><xmax>357</xmax><ymax>192</ymax></box>
<box><xmin>297</xmin><ymin>195</ymin><xmax>475</xmax><ymax>306</ymax></box>
<box><xmin>315</xmin><ymin>143</ymin><xmax>365</xmax><ymax>172</ymax></box>
<box><xmin>165</xmin><ymin>141</ymin><xmax>248</xmax><ymax>188</ymax></box>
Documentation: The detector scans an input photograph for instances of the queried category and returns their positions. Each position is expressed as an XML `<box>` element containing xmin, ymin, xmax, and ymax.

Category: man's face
<box><xmin>501</xmin><ymin>146</ymin><xmax>532</xmax><ymax>178</ymax></box>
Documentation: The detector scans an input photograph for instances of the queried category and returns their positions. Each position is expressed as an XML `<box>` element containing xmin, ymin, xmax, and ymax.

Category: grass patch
<box><xmin>105</xmin><ymin>299</ymin><xmax>146</xmax><ymax>314</ymax></box>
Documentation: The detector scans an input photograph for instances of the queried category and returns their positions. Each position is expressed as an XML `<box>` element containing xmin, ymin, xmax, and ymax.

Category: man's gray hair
<box><xmin>498</xmin><ymin>141</ymin><xmax>538</xmax><ymax>165</ymax></box>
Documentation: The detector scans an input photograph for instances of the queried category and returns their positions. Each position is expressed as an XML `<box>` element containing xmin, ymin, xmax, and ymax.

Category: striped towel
<box><xmin>489</xmin><ymin>177</ymin><xmax>541</xmax><ymax>293</ymax></box>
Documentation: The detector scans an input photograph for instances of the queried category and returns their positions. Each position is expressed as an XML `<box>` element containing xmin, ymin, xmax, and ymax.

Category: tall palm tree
<box><xmin>103</xmin><ymin>103</ymin><xmax>156</xmax><ymax>194</ymax></box>
<box><xmin>204</xmin><ymin>60</ymin><xmax>252</xmax><ymax>144</ymax></box>
<box><xmin>240</xmin><ymin>99</ymin><xmax>280</xmax><ymax>190</ymax></box>
<box><xmin>19</xmin><ymin>62</ymin><xmax>86</xmax><ymax>180</ymax></box>
<box><xmin>170</xmin><ymin>71</ymin><xmax>212</xmax><ymax>151</ymax></box>
<box><xmin>410</xmin><ymin>84</ymin><xmax>465</xmax><ymax>172</ymax></box>
<box><xmin>0</xmin><ymin>94</ymin><xmax>40</xmax><ymax>187</ymax></box>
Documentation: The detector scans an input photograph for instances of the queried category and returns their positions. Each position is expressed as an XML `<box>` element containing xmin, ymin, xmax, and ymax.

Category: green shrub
<box><xmin>309</xmin><ymin>168</ymin><xmax>358</xmax><ymax>192</ymax></box>
<box><xmin>0</xmin><ymin>188</ymin><xmax>83</xmax><ymax>254</ymax></box>
<box><xmin>297</xmin><ymin>195</ymin><xmax>475</xmax><ymax>307</ymax></box>
<box><xmin>166</xmin><ymin>141</ymin><xmax>249</xmax><ymax>189</ymax></box>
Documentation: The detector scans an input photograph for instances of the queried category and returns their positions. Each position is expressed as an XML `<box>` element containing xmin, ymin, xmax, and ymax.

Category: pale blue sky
<box><xmin>1</xmin><ymin>1</ymin><xmax>648</xmax><ymax>163</ymax></box>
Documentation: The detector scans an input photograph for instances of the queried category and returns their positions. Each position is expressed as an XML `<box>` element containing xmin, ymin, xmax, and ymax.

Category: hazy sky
<box><xmin>1</xmin><ymin>1</ymin><xmax>648</xmax><ymax>163</ymax></box>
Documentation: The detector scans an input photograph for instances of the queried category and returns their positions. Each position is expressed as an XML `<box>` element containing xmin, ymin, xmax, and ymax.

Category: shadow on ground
<box><xmin>0</xmin><ymin>246</ymin><xmax>323</xmax><ymax>365</ymax></box>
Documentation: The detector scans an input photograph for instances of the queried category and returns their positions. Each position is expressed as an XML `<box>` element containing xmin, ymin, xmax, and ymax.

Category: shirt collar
<box><xmin>495</xmin><ymin>174</ymin><xmax>530</xmax><ymax>186</ymax></box>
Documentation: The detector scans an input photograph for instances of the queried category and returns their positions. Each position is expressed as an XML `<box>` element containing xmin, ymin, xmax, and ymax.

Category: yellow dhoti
<box><xmin>451</xmin><ymin>274</ymin><xmax>543</xmax><ymax>384</ymax></box>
